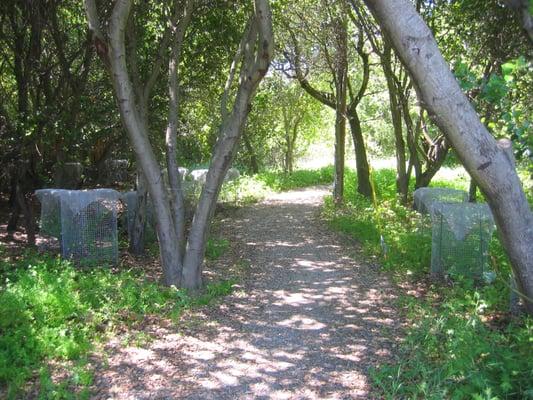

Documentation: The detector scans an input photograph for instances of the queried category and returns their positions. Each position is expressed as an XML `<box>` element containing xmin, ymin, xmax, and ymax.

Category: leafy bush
<box><xmin>323</xmin><ymin>167</ymin><xmax>533</xmax><ymax>399</ymax></box>
<box><xmin>218</xmin><ymin>175</ymin><xmax>271</xmax><ymax>204</ymax></box>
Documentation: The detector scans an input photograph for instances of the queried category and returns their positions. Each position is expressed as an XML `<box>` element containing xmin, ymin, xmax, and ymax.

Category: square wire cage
<box><xmin>120</xmin><ymin>191</ymin><xmax>157</xmax><ymax>243</ymax></box>
<box><xmin>430</xmin><ymin>202</ymin><xmax>495</xmax><ymax>279</ymax></box>
<box><xmin>414</xmin><ymin>187</ymin><xmax>469</xmax><ymax>215</ymax></box>
<box><xmin>35</xmin><ymin>189</ymin><xmax>68</xmax><ymax>237</ymax></box>
<box><xmin>36</xmin><ymin>189</ymin><xmax>121</xmax><ymax>265</ymax></box>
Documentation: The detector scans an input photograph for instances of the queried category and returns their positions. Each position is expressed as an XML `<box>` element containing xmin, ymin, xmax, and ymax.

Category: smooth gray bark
<box><xmin>166</xmin><ymin>0</ymin><xmax>195</xmax><ymax>259</ymax></box>
<box><xmin>107</xmin><ymin>0</ymin><xmax>182</xmax><ymax>286</ymax></box>
<box><xmin>86</xmin><ymin>0</ymin><xmax>272</xmax><ymax>290</ymax></box>
<box><xmin>182</xmin><ymin>0</ymin><xmax>274</xmax><ymax>289</ymax></box>
<box><xmin>364</xmin><ymin>0</ymin><xmax>533</xmax><ymax>314</ymax></box>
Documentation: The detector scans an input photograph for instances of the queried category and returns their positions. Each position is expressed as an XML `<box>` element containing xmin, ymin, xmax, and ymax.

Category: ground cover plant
<box><xmin>323</xmin><ymin>167</ymin><xmax>533</xmax><ymax>399</ymax></box>
<box><xmin>0</xmin><ymin>249</ymin><xmax>235</xmax><ymax>399</ymax></box>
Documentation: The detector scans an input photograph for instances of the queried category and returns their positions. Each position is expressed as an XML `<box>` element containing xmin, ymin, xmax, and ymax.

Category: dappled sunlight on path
<box><xmin>92</xmin><ymin>187</ymin><xmax>401</xmax><ymax>399</ymax></box>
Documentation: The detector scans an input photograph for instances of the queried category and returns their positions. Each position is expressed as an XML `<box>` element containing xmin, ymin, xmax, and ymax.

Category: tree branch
<box><xmin>289</xmin><ymin>29</ymin><xmax>336</xmax><ymax>109</ymax></box>
<box><xmin>84</xmin><ymin>0</ymin><xmax>109</xmax><ymax>67</ymax></box>
<box><xmin>221</xmin><ymin>16</ymin><xmax>254</xmax><ymax>119</ymax></box>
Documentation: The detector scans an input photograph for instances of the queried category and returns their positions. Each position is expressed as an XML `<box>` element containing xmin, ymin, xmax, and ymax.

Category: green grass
<box><xmin>0</xmin><ymin>251</ymin><xmax>236</xmax><ymax>399</ymax></box>
<box><xmin>205</xmin><ymin>237</ymin><xmax>230</xmax><ymax>260</ymax></box>
<box><xmin>323</xmin><ymin>167</ymin><xmax>533</xmax><ymax>399</ymax></box>
<box><xmin>255</xmin><ymin>166</ymin><xmax>334</xmax><ymax>192</ymax></box>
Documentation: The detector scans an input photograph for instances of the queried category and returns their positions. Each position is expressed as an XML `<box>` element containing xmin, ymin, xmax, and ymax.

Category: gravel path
<box><xmin>92</xmin><ymin>187</ymin><xmax>401</xmax><ymax>399</ymax></box>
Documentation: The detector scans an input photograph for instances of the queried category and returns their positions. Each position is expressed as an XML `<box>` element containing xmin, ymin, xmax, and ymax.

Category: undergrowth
<box><xmin>0</xmin><ymin>251</ymin><xmax>236</xmax><ymax>399</ymax></box>
<box><xmin>323</xmin><ymin>167</ymin><xmax>533</xmax><ymax>399</ymax></box>
<box><xmin>218</xmin><ymin>166</ymin><xmax>334</xmax><ymax>204</ymax></box>
<box><xmin>255</xmin><ymin>166</ymin><xmax>334</xmax><ymax>192</ymax></box>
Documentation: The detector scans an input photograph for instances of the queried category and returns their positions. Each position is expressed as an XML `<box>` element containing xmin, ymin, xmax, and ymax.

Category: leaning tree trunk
<box><xmin>181</xmin><ymin>0</ymin><xmax>274</xmax><ymax>289</ymax></box>
<box><xmin>107</xmin><ymin>0</ymin><xmax>182</xmax><ymax>286</ymax></box>
<box><xmin>182</xmin><ymin>93</ymin><xmax>252</xmax><ymax>289</ymax></box>
<box><xmin>364</xmin><ymin>0</ymin><xmax>533</xmax><ymax>314</ymax></box>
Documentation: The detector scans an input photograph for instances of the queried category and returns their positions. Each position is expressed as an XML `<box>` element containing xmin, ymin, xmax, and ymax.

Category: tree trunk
<box><xmin>347</xmin><ymin>110</ymin><xmax>372</xmax><ymax>198</ymax></box>
<box><xmin>284</xmin><ymin>135</ymin><xmax>293</xmax><ymax>174</ymax></box>
<box><xmin>87</xmin><ymin>0</ymin><xmax>273</xmax><ymax>291</ymax></box>
<box><xmin>383</xmin><ymin>41</ymin><xmax>408</xmax><ymax>204</ymax></box>
<box><xmin>283</xmin><ymin>115</ymin><xmax>298</xmax><ymax>175</ymax></box>
<box><xmin>181</xmin><ymin>0</ymin><xmax>274</xmax><ymax>290</ymax></box>
<box><xmin>333</xmin><ymin>17</ymin><xmax>348</xmax><ymax>205</ymax></box>
<box><xmin>108</xmin><ymin>0</ymin><xmax>182</xmax><ymax>286</ymax></box>
<box><xmin>165</xmin><ymin>2</ymin><xmax>193</xmax><ymax>260</ymax></box>
<box><xmin>414</xmin><ymin>136</ymin><xmax>450</xmax><ymax>188</ymax></box>
<box><xmin>288</xmin><ymin>121</ymin><xmax>298</xmax><ymax>174</ymax></box>
<box><xmin>242</xmin><ymin>129</ymin><xmax>260</xmax><ymax>174</ymax></box>
<box><xmin>364</xmin><ymin>0</ymin><xmax>533</xmax><ymax>314</ymax></box>
<box><xmin>16</xmin><ymin>184</ymin><xmax>36</xmax><ymax>246</ymax></box>
<box><xmin>129</xmin><ymin>170</ymin><xmax>148</xmax><ymax>255</ymax></box>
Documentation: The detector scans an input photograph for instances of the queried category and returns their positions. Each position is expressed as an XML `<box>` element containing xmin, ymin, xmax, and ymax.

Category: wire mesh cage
<box><xmin>42</xmin><ymin>189</ymin><xmax>121</xmax><ymax>265</ymax></box>
<box><xmin>414</xmin><ymin>187</ymin><xmax>469</xmax><ymax>215</ymax></box>
<box><xmin>120</xmin><ymin>191</ymin><xmax>157</xmax><ymax>243</ymax></box>
<box><xmin>430</xmin><ymin>202</ymin><xmax>495</xmax><ymax>279</ymax></box>
<box><xmin>35</xmin><ymin>189</ymin><xmax>68</xmax><ymax>237</ymax></box>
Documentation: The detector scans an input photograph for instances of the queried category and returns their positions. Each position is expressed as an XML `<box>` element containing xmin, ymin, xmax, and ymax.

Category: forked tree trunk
<box><xmin>364</xmin><ymin>0</ymin><xmax>533</xmax><ymax>314</ymax></box>
<box><xmin>290</xmin><ymin>19</ymin><xmax>371</xmax><ymax>200</ymax></box>
<box><xmin>86</xmin><ymin>0</ymin><xmax>273</xmax><ymax>290</ymax></box>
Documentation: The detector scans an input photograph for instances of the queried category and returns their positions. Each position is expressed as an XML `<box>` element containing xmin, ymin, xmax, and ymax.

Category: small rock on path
<box><xmin>93</xmin><ymin>187</ymin><xmax>401</xmax><ymax>399</ymax></box>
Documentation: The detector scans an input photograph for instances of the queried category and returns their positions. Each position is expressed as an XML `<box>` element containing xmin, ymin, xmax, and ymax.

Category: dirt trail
<box><xmin>92</xmin><ymin>187</ymin><xmax>401</xmax><ymax>399</ymax></box>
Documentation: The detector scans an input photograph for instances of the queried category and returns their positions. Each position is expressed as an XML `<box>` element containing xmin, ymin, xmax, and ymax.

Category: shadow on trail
<box><xmin>93</xmin><ymin>188</ymin><xmax>400</xmax><ymax>399</ymax></box>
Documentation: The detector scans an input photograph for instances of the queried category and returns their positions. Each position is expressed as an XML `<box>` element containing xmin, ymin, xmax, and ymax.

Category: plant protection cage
<box><xmin>35</xmin><ymin>189</ymin><xmax>120</xmax><ymax>264</ymax></box>
<box><xmin>35</xmin><ymin>189</ymin><xmax>67</xmax><ymax>237</ymax></box>
<box><xmin>430</xmin><ymin>202</ymin><xmax>496</xmax><ymax>279</ymax></box>
<box><xmin>413</xmin><ymin>187</ymin><xmax>469</xmax><ymax>215</ymax></box>
<box><xmin>120</xmin><ymin>191</ymin><xmax>156</xmax><ymax>242</ymax></box>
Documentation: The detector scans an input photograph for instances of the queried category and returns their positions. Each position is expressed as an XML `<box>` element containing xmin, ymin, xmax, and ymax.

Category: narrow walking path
<box><xmin>93</xmin><ymin>187</ymin><xmax>401</xmax><ymax>399</ymax></box>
